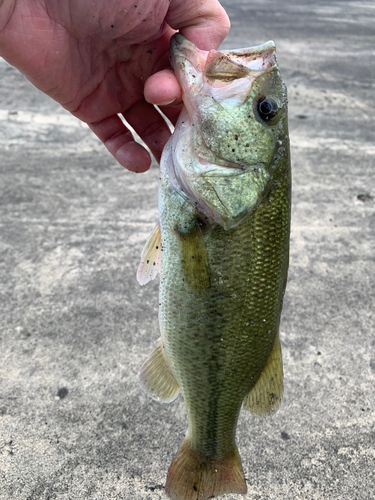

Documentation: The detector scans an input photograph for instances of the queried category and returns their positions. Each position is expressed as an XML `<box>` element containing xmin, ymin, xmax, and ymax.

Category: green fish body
<box><xmin>137</xmin><ymin>34</ymin><xmax>291</xmax><ymax>500</ymax></box>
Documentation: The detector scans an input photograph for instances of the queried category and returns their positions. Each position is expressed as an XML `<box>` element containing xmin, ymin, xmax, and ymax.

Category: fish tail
<box><xmin>165</xmin><ymin>438</ymin><xmax>247</xmax><ymax>500</ymax></box>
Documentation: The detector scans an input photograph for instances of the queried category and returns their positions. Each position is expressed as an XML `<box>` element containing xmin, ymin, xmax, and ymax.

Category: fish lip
<box><xmin>170</xmin><ymin>32</ymin><xmax>186</xmax><ymax>47</ymax></box>
<box><xmin>169</xmin><ymin>34</ymin><xmax>205</xmax><ymax>75</ymax></box>
<box><xmin>170</xmin><ymin>33</ymin><xmax>196</xmax><ymax>56</ymax></box>
<box><xmin>225</xmin><ymin>40</ymin><xmax>276</xmax><ymax>59</ymax></box>
<box><xmin>169</xmin><ymin>34</ymin><xmax>194</xmax><ymax>66</ymax></box>
<box><xmin>198</xmin><ymin>162</ymin><xmax>266</xmax><ymax>178</ymax></box>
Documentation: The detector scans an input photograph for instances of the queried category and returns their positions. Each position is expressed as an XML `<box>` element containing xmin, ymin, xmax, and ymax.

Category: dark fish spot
<box><xmin>234</xmin><ymin>135</ymin><xmax>238</xmax><ymax>140</ymax></box>
<box><xmin>317</xmin><ymin>351</ymin><xmax>322</xmax><ymax>355</ymax></box>
<box><xmin>193</xmin><ymin>485</ymin><xmax>197</xmax><ymax>491</ymax></box>
<box><xmin>245</xmin><ymin>143</ymin><xmax>249</xmax><ymax>147</ymax></box>
<box><xmin>111</xmin><ymin>24</ymin><xmax>114</xmax><ymax>28</ymax></box>
<box><xmin>57</xmin><ymin>388</ymin><xmax>68</xmax><ymax>399</ymax></box>
<box><xmin>121</xmin><ymin>422</ymin><xmax>128</xmax><ymax>429</ymax></box>
<box><xmin>147</xmin><ymin>50</ymin><xmax>153</xmax><ymax>54</ymax></box>
<box><xmin>281</xmin><ymin>431</ymin><xmax>290</xmax><ymax>440</ymax></box>
<box><xmin>357</xmin><ymin>193</ymin><xmax>372</xmax><ymax>202</ymax></box>
<box><xmin>147</xmin><ymin>260</ymin><xmax>149</xmax><ymax>264</ymax></box>
<box><xmin>232</xmin><ymin>149</ymin><xmax>235</xmax><ymax>152</ymax></box>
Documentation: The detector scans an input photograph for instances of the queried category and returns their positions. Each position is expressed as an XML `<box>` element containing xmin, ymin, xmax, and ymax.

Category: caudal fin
<box><xmin>165</xmin><ymin>439</ymin><xmax>247</xmax><ymax>500</ymax></box>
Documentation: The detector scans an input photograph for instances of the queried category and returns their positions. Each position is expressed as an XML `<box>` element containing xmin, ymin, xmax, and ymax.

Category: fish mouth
<box><xmin>170</xmin><ymin>33</ymin><xmax>276</xmax><ymax>86</ymax></box>
<box><xmin>199</xmin><ymin>162</ymin><xmax>266</xmax><ymax>178</ymax></box>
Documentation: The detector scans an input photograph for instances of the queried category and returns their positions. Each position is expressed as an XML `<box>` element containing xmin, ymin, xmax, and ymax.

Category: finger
<box><xmin>88</xmin><ymin>115</ymin><xmax>151</xmax><ymax>173</ymax></box>
<box><xmin>167</xmin><ymin>0</ymin><xmax>231</xmax><ymax>51</ymax></box>
<box><xmin>124</xmin><ymin>100</ymin><xmax>172</xmax><ymax>163</ymax></box>
<box><xmin>145</xmin><ymin>0</ymin><xmax>230</xmax><ymax>110</ymax></box>
<box><xmin>144</xmin><ymin>68</ymin><xmax>182</xmax><ymax>107</ymax></box>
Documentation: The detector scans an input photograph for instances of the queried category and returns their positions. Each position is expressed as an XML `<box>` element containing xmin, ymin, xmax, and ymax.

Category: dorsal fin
<box><xmin>243</xmin><ymin>334</ymin><xmax>283</xmax><ymax>416</ymax></box>
<box><xmin>137</xmin><ymin>222</ymin><xmax>161</xmax><ymax>286</ymax></box>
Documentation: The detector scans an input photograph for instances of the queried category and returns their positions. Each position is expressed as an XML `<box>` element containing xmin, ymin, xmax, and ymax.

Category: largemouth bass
<box><xmin>137</xmin><ymin>34</ymin><xmax>290</xmax><ymax>500</ymax></box>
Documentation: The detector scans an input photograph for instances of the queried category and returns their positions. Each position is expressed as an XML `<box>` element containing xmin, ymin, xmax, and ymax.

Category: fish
<box><xmin>137</xmin><ymin>33</ymin><xmax>291</xmax><ymax>500</ymax></box>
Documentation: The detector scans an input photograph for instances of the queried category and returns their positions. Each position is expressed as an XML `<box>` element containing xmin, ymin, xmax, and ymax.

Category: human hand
<box><xmin>0</xmin><ymin>0</ymin><xmax>230</xmax><ymax>172</ymax></box>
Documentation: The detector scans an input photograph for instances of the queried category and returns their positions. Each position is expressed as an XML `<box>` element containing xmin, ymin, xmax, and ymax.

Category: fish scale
<box><xmin>160</xmin><ymin>163</ymin><xmax>289</xmax><ymax>462</ymax></box>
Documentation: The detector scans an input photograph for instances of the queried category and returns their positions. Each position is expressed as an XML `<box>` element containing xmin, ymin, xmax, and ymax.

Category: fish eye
<box><xmin>257</xmin><ymin>96</ymin><xmax>278</xmax><ymax>121</ymax></box>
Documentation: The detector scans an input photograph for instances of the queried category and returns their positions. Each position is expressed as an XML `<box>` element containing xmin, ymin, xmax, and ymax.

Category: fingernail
<box><xmin>157</xmin><ymin>99</ymin><xmax>176</xmax><ymax>106</ymax></box>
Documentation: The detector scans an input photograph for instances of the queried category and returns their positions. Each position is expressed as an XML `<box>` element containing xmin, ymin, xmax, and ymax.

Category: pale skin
<box><xmin>0</xmin><ymin>0</ymin><xmax>230</xmax><ymax>172</ymax></box>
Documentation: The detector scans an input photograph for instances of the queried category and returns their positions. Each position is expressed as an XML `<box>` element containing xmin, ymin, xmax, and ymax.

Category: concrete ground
<box><xmin>0</xmin><ymin>1</ymin><xmax>374</xmax><ymax>499</ymax></box>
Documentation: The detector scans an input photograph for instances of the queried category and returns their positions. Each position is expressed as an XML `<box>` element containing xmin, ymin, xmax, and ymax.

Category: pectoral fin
<box><xmin>137</xmin><ymin>222</ymin><xmax>161</xmax><ymax>286</ymax></box>
<box><xmin>178</xmin><ymin>219</ymin><xmax>210</xmax><ymax>290</ymax></box>
<box><xmin>243</xmin><ymin>334</ymin><xmax>283</xmax><ymax>416</ymax></box>
<box><xmin>139</xmin><ymin>339</ymin><xmax>180</xmax><ymax>403</ymax></box>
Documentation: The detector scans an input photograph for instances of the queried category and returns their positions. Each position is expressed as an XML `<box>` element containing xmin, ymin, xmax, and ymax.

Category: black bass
<box><xmin>137</xmin><ymin>33</ymin><xmax>291</xmax><ymax>500</ymax></box>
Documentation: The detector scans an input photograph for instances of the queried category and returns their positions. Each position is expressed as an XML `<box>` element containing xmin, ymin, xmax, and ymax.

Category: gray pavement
<box><xmin>1</xmin><ymin>1</ymin><xmax>374</xmax><ymax>499</ymax></box>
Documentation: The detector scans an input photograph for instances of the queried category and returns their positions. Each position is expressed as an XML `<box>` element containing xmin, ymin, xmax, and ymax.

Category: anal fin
<box><xmin>137</xmin><ymin>221</ymin><xmax>162</xmax><ymax>286</ymax></box>
<box><xmin>243</xmin><ymin>333</ymin><xmax>283</xmax><ymax>416</ymax></box>
<box><xmin>139</xmin><ymin>339</ymin><xmax>180</xmax><ymax>403</ymax></box>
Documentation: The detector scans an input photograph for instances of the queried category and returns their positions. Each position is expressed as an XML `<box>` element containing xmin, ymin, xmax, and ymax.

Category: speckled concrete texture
<box><xmin>0</xmin><ymin>1</ymin><xmax>374</xmax><ymax>499</ymax></box>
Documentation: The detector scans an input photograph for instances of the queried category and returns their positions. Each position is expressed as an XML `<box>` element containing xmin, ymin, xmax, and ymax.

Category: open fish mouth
<box><xmin>170</xmin><ymin>33</ymin><xmax>276</xmax><ymax>95</ymax></box>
